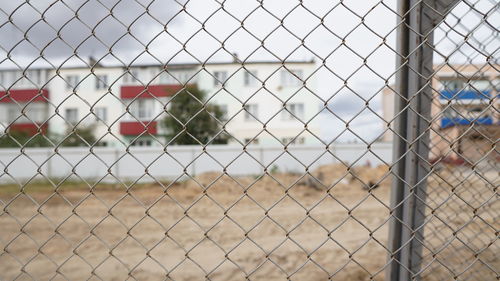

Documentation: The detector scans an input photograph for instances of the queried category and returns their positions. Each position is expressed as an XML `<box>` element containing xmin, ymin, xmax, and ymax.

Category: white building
<box><xmin>0</xmin><ymin>69</ymin><xmax>51</xmax><ymax>137</ymax></box>
<box><xmin>197</xmin><ymin>61</ymin><xmax>319</xmax><ymax>145</ymax></box>
<box><xmin>47</xmin><ymin>66</ymin><xmax>125</xmax><ymax>147</ymax></box>
<box><xmin>0</xmin><ymin>60</ymin><xmax>321</xmax><ymax>147</ymax></box>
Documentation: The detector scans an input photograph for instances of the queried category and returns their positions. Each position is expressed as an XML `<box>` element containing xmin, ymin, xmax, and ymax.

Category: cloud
<box><xmin>0</xmin><ymin>0</ymin><xmax>185</xmax><ymax>65</ymax></box>
<box><xmin>1</xmin><ymin>0</ymin><xmax>399</xmax><ymax>65</ymax></box>
<box><xmin>317</xmin><ymin>108</ymin><xmax>384</xmax><ymax>143</ymax></box>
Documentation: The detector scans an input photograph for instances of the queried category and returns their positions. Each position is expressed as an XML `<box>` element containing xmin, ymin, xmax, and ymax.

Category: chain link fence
<box><xmin>0</xmin><ymin>0</ymin><xmax>498</xmax><ymax>280</ymax></box>
<box><xmin>405</xmin><ymin>1</ymin><xmax>499</xmax><ymax>280</ymax></box>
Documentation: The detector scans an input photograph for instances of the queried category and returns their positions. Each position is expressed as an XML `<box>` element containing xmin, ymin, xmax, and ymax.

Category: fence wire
<box><xmin>0</xmin><ymin>0</ymin><xmax>498</xmax><ymax>281</ymax></box>
<box><xmin>415</xmin><ymin>1</ymin><xmax>499</xmax><ymax>280</ymax></box>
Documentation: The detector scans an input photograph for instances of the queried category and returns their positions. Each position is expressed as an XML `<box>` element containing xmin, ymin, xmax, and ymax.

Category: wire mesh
<box><xmin>0</xmin><ymin>0</ymin><xmax>498</xmax><ymax>281</ymax></box>
<box><xmin>415</xmin><ymin>1</ymin><xmax>499</xmax><ymax>280</ymax></box>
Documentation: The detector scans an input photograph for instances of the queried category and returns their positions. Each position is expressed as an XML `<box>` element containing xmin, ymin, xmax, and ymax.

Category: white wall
<box><xmin>197</xmin><ymin>62</ymin><xmax>321</xmax><ymax>145</ymax></box>
<box><xmin>0</xmin><ymin>142</ymin><xmax>392</xmax><ymax>184</ymax></box>
<box><xmin>47</xmin><ymin>67</ymin><xmax>125</xmax><ymax>146</ymax></box>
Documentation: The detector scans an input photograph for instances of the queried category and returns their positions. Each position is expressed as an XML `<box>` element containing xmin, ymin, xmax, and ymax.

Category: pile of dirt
<box><xmin>306</xmin><ymin>163</ymin><xmax>390</xmax><ymax>190</ymax></box>
<box><xmin>173</xmin><ymin>163</ymin><xmax>391</xmax><ymax>204</ymax></box>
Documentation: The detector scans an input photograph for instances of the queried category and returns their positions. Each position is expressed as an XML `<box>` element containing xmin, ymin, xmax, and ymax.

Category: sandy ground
<box><xmin>0</xmin><ymin>164</ymin><xmax>498</xmax><ymax>281</ymax></box>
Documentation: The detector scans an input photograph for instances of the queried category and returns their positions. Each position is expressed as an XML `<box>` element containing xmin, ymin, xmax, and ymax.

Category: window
<box><xmin>244</xmin><ymin>138</ymin><xmax>259</xmax><ymax>145</ymax></box>
<box><xmin>130</xmin><ymin>100</ymin><xmax>152</xmax><ymax>120</ymax></box>
<box><xmin>181</xmin><ymin>72</ymin><xmax>193</xmax><ymax>84</ymax></box>
<box><xmin>441</xmin><ymin>79</ymin><xmax>463</xmax><ymax>91</ymax></box>
<box><xmin>282</xmin><ymin>137</ymin><xmax>305</xmax><ymax>145</ymax></box>
<box><xmin>124</xmin><ymin>69</ymin><xmax>139</xmax><ymax>84</ymax></box>
<box><xmin>469</xmin><ymin>79</ymin><xmax>490</xmax><ymax>91</ymax></box>
<box><xmin>9</xmin><ymin>106</ymin><xmax>44</xmax><ymax>124</ymax></box>
<box><xmin>95</xmin><ymin>74</ymin><xmax>108</xmax><ymax>90</ymax></box>
<box><xmin>26</xmin><ymin>107</ymin><xmax>45</xmax><ymax>123</ymax></box>
<box><xmin>0</xmin><ymin>71</ymin><xmax>20</xmax><ymax>87</ymax></box>
<box><xmin>95</xmin><ymin>107</ymin><xmax>107</xmax><ymax>122</ymax></box>
<box><xmin>66</xmin><ymin>75</ymin><xmax>79</xmax><ymax>90</ymax></box>
<box><xmin>218</xmin><ymin>104</ymin><xmax>228</xmax><ymax>121</ymax></box>
<box><xmin>97</xmin><ymin>141</ymin><xmax>108</xmax><ymax>147</ymax></box>
<box><xmin>493</xmin><ymin>78</ymin><xmax>500</xmax><ymax>91</ymax></box>
<box><xmin>13</xmin><ymin>70</ymin><xmax>39</xmax><ymax>87</ymax></box>
<box><xmin>282</xmin><ymin>103</ymin><xmax>304</xmax><ymax>120</ymax></box>
<box><xmin>11</xmin><ymin>71</ymin><xmax>21</xmax><ymax>85</ymax></box>
<box><xmin>469</xmin><ymin>134</ymin><xmax>485</xmax><ymax>141</ymax></box>
<box><xmin>26</xmin><ymin>70</ymin><xmax>42</xmax><ymax>85</ymax></box>
<box><xmin>281</xmin><ymin>69</ymin><xmax>303</xmax><ymax>87</ymax></box>
<box><xmin>442</xmin><ymin>107</ymin><xmax>457</xmax><ymax>118</ymax></box>
<box><xmin>468</xmin><ymin>107</ymin><xmax>489</xmax><ymax>118</ymax></box>
<box><xmin>159</xmin><ymin>71</ymin><xmax>174</xmax><ymax>84</ymax></box>
<box><xmin>162</xmin><ymin>71</ymin><xmax>192</xmax><ymax>84</ymax></box>
<box><xmin>469</xmin><ymin>107</ymin><xmax>483</xmax><ymax>113</ymax></box>
<box><xmin>131</xmin><ymin>139</ymin><xmax>152</xmax><ymax>146</ymax></box>
<box><xmin>244</xmin><ymin>70</ymin><xmax>258</xmax><ymax>87</ymax></box>
<box><xmin>7</xmin><ymin>107</ymin><xmax>17</xmax><ymax>123</ymax></box>
<box><xmin>244</xmin><ymin>104</ymin><xmax>258</xmax><ymax>121</ymax></box>
<box><xmin>65</xmin><ymin>108</ymin><xmax>79</xmax><ymax>123</ymax></box>
<box><xmin>213</xmin><ymin>71</ymin><xmax>228</xmax><ymax>86</ymax></box>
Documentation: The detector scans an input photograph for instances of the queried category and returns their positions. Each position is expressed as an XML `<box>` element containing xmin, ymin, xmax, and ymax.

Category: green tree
<box><xmin>0</xmin><ymin>126</ymin><xmax>96</xmax><ymax>148</ymax></box>
<box><xmin>0</xmin><ymin>130</ymin><xmax>52</xmax><ymax>148</ymax></box>
<box><xmin>164</xmin><ymin>86</ymin><xmax>228</xmax><ymax>145</ymax></box>
<box><xmin>59</xmin><ymin>126</ymin><xmax>97</xmax><ymax>147</ymax></box>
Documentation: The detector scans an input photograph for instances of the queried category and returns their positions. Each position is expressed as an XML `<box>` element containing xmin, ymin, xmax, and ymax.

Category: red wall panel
<box><xmin>0</xmin><ymin>89</ymin><xmax>49</xmax><ymax>103</ymax></box>
<box><xmin>120</xmin><ymin>121</ymin><xmax>157</xmax><ymax>135</ymax></box>
<box><xmin>120</xmin><ymin>85</ymin><xmax>184</xmax><ymax>99</ymax></box>
<box><xmin>9</xmin><ymin>123</ymin><xmax>48</xmax><ymax>135</ymax></box>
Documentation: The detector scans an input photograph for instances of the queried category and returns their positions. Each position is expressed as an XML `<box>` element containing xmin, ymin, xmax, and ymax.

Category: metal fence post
<box><xmin>387</xmin><ymin>1</ymin><xmax>460</xmax><ymax>280</ymax></box>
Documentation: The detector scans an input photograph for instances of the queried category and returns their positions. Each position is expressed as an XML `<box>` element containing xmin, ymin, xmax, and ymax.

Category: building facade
<box><xmin>0</xmin><ymin>69</ymin><xmax>51</xmax><ymax>136</ymax></box>
<box><xmin>382</xmin><ymin>64</ymin><xmax>499</xmax><ymax>163</ymax></box>
<box><xmin>0</xmin><ymin>60</ymin><xmax>320</xmax><ymax>147</ymax></box>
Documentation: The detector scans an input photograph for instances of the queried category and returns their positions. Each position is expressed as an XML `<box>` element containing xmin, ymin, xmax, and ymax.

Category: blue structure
<box><xmin>440</xmin><ymin>90</ymin><xmax>492</xmax><ymax>100</ymax></box>
<box><xmin>441</xmin><ymin>116</ymin><xmax>493</xmax><ymax>128</ymax></box>
<box><xmin>439</xmin><ymin>88</ymin><xmax>497</xmax><ymax>128</ymax></box>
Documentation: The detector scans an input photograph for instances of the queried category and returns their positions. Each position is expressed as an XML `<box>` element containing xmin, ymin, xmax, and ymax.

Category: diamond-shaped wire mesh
<box><xmin>0</xmin><ymin>0</ymin><xmax>498</xmax><ymax>280</ymax></box>
<box><xmin>413</xmin><ymin>1</ymin><xmax>499</xmax><ymax>280</ymax></box>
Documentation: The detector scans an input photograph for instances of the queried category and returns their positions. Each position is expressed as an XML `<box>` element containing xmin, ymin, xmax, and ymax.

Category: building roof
<box><xmin>0</xmin><ymin>58</ymin><xmax>316</xmax><ymax>72</ymax></box>
<box><xmin>433</xmin><ymin>63</ymin><xmax>500</xmax><ymax>78</ymax></box>
<box><xmin>441</xmin><ymin>123</ymin><xmax>500</xmax><ymax>133</ymax></box>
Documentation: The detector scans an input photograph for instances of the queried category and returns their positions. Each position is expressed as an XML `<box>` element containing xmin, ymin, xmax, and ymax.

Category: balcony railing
<box><xmin>441</xmin><ymin>116</ymin><xmax>493</xmax><ymax>128</ymax></box>
<box><xmin>9</xmin><ymin>123</ymin><xmax>48</xmax><ymax>135</ymax></box>
<box><xmin>120</xmin><ymin>121</ymin><xmax>157</xmax><ymax>135</ymax></box>
<box><xmin>439</xmin><ymin>90</ymin><xmax>492</xmax><ymax>100</ymax></box>
<box><xmin>120</xmin><ymin>84</ymin><xmax>184</xmax><ymax>99</ymax></box>
<box><xmin>0</xmin><ymin>89</ymin><xmax>49</xmax><ymax>103</ymax></box>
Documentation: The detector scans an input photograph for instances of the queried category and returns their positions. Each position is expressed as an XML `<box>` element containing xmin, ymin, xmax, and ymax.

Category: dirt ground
<box><xmin>0</xmin><ymin>164</ymin><xmax>497</xmax><ymax>281</ymax></box>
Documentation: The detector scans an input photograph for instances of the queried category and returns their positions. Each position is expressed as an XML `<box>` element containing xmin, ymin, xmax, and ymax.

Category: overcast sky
<box><xmin>1</xmin><ymin>0</ymin><xmax>497</xmax><ymax>142</ymax></box>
